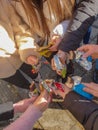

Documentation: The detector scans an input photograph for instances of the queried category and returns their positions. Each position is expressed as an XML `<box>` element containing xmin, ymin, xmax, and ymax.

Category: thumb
<box><xmin>82</xmin><ymin>51</ymin><xmax>92</xmax><ymax>58</ymax></box>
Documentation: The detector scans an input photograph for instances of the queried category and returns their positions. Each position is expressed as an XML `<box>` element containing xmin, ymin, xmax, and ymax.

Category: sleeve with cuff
<box><xmin>9</xmin><ymin>2</ymin><xmax>41</xmax><ymax>63</ymax></box>
<box><xmin>63</xmin><ymin>91</ymin><xmax>98</xmax><ymax>130</ymax></box>
<box><xmin>4</xmin><ymin>105</ymin><xmax>42</xmax><ymax>130</ymax></box>
<box><xmin>0</xmin><ymin>102</ymin><xmax>14</xmax><ymax>121</ymax></box>
<box><xmin>59</xmin><ymin>0</ymin><xmax>97</xmax><ymax>52</ymax></box>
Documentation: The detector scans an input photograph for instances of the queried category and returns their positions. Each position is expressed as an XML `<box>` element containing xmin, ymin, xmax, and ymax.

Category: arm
<box><xmin>49</xmin><ymin>20</ymin><xmax>70</xmax><ymax>52</ymax></box>
<box><xmin>4</xmin><ymin>105</ymin><xmax>42</xmax><ymax>130</ymax></box>
<box><xmin>0</xmin><ymin>96</ymin><xmax>37</xmax><ymax>121</ymax></box>
<box><xmin>63</xmin><ymin>91</ymin><xmax>98</xmax><ymax>130</ymax></box>
<box><xmin>54</xmin><ymin>83</ymin><xmax>98</xmax><ymax>130</ymax></box>
<box><xmin>4</xmin><ymin>90</ymin><xmax>51</xmax><ymax>130</ymax></box>
<box><xmin>59</xmin><ymin>0</ymin><xmax>98</xmax><ymax>52</ymax></box>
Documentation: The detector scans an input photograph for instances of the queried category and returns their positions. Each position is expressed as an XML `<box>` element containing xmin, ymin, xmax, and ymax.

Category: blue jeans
<box><xmin>83</xmin><ymin>27</ymin><xmax>92</xmax><ymax>44</ymax></box>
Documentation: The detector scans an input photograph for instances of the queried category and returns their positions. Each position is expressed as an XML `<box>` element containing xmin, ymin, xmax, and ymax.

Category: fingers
<box><xmin>83</xmin><ymin>87</ymin><xmax>98</xmax><ymax>97</ymax></box>
<box><xmin>82</xmin><ymin>51</ymin><xmax>92</xmax><ymax>58</ymax></box>
<box><xmin>77</xmin><ymin>45</ymin><xmax>93</xmax><ymax>58</ymax></box>
<box><xmin>34</xmin><ymin>89</ymin><xmax>51</xmax><ymax>112</ymax></box>
<box><xmin>51</xmin><ymin>58</ymin><xmax>56</xmax><ymax>70</ymax></box>
<box><xmin>92</xmin><ymin>53</ymin><xmax>98</xmax><ymax>59</ymax></box>
<box><xmin>56</xmin><ymin>70</ymin><xmax>62</xmax><ymax>75</ymax></box>
<box><xmin>83</xmin><ymin>87</ymin><xmax>95</xmax><ymax>95</ymax></box>
<box><xmin>27</xmin><ymin>55</ymin><xmax>39</xmax><ymax>65</ymax></box>
<box><xmin>51</xmin><ymin>58</ymin><xmax>62</xmax><ymax>76</ymax></box>
<box><xmin>83</xmin><ymin>82</ymin><xmax>98</xmax><ymax>90</ymax></box>
<box><xmin>77</xmin><ymin>45</ymin><xmax>89</xmax><ymax>52</ymax></box>
<box><xmin>83</xmin><ymin>82</ymin><xmax>98</xmax><ymax>97</ymax></box>
<box><xmin>41</xmin><ymin>89</ymin><xmax>52</xmax><ymax>102</ymax></box>
<box><xmin>28</xmin><ymin>96</ymin><xmax>38</xmax><ymax>103</ymax></box>
<box><xmin>49</xmin><ymin>45</ymin><xmax>58</xmax><ymax>52</ymax></box>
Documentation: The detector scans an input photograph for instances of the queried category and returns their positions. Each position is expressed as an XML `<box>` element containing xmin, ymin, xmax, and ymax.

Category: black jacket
<box><xmin>0</xmin><ymin>102</ymin><xmax>14</xmax><ymax>121</ymax></box>
<box><xmin>59</xmin><ymin>0</ymin><xmax>98</xmax><ymax>52</ymax></box>
<box><xmin>63</xmin><ymin>91</ymin><xmax>98</xmax><ymax>130</ymax></box>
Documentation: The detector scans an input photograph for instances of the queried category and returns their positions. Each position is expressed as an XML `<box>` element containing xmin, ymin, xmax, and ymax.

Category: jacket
<box><xmin>0</xmin><ymin>0</ymin><xmax>40</xmax><ymax>78</ymax></box>
<box><xmin>59</xmin><ymin>0</ymin><xmax>98</xmax><ymax>52</ymax></box>
<box><xmin>0</xmin><ymin>0</ymin><xmax>97</xmax><ymax>78</ymax></box>
<box><xmin>0</xmin><ymin>0</ymin><xmax>70</xmax><ymax>78</ymax></box>
<box><xmin>63</xmin><ymin>91</ymin><xmax>98</xmax><ymax>130</ymax></box>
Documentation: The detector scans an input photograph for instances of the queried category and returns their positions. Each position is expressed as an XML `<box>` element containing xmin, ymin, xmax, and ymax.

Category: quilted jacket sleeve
<box><xmin>59</xmin><ymin>0</ymin><xmax>98</xmax><ymax>52</ymax></box>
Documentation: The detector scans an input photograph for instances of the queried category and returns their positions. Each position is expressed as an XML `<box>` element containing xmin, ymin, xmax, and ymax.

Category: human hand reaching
<box><xmin>13</xmin><ymin>96</ymin><xmax>38</xmax><ymax>113</ymax></box>
<box><xmin>27</xmin><ymin>55</ymin><xmax>39</xmax><ymax>65</ymax></box>
<box><xmin>49</xmin><ymin>35</ymin><xmax>62</xmax><ymax>52</ymax></box>
<box><xmin>27</xmin><ymin>55</ymin><xmax>41</xmax><ymax>73</ymax></box>
<box><xmin>78</xmin><ymin>44</ymin><xmax>98</xmax><ymax>59</ymax></box>
<box><xmin>83</xmin><ymin>82</ymin><xmax>98</xmax><ymax>97</ymax></box>
<box><xmin>53</xmin><ymin>83</ymin><xmax>71</xmax><ymax>99</ymax></box>
<box><xmin>51</xmin><ymin>50</ymin><xmax>67</xmax><ymax>75</ymax></box>
<box><xmin>33</xmin><ymin>90</ymin><xmax>51</xmax><ymax>112</ymax></box>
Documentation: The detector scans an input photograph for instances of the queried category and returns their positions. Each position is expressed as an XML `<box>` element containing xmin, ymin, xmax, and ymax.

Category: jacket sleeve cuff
<box><xmin>18</xmin><ymin>37</ymin><xmax>41</xmax><ymax>63</ymax></box>
<box><xmin>0</xmin><ymin>102</ymin><xmax>14</xmax><ymax>121</ymax></box>
<box><xmin>19</xmin><ymin>48</ymin><xmax>41</xmax><ymax>63</ymax></box>
<box><xmin>63</xmin><ymin>91</ymin><xmax>98</xmax><ymax>124</ymax></box>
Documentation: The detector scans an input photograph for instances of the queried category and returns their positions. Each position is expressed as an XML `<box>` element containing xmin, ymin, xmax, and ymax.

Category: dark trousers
<box><xmin>3</xmin><ymin>63</ymin><xmax>38</xmax><ymax>89</ymax></box>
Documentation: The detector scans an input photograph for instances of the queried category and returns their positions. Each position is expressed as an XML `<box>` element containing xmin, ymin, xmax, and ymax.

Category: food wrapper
<box><xmin>53</xmin><ymin>55</ymin><xmax>67</xmax><ymax>78</ymax></box>
<box><xmin>39</xmin><ymin>79</ymin><xmax>65</xmax><ymax>93</ymax></box>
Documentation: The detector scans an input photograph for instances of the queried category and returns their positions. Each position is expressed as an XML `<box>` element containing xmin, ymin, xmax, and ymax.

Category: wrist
<box><xmin>57</xmin><ymin>50</ymin><xmax>69</xmax><ymax>64</ymax></box>
<box><xmin>13</xmin><ymin>103</ymin><xmax>20</xmax><ymax>113</ymax></box>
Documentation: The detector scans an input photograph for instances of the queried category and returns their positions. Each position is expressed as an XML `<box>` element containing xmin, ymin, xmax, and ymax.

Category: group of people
<box><xmin>0</xmin><ymin>0</ymin><xmax>98</xmax><ymax>130</ymax></box>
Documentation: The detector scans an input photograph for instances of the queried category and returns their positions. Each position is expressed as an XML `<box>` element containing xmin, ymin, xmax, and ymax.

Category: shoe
<box><xmin>93</xmin><ymin>69</ymin><xmax>98</xmax><ymax>84</ymax></box>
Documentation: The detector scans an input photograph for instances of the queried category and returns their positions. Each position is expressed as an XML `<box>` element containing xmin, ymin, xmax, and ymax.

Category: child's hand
<box><xmin>51</xmin><ymin>50</ymin><xmax>67</xmax><ymax>75</ymax></box>
<box><xmin>33</xmin><ymin>90</ymin><xmax>51</xmax><ymax>112</ymax></box>
<box><xmin>27</xmin><ymin>55</ymin><xmax>39</xmax><ymax>65</ymax></box>
<box><xmin>83</xmin><ymin>82</ymin><xmax>98</xmax><ymax>97</ymax></box>
<box><xmin>53</xmin><ymin>83</ymin><xmax>71</xmax><ymax>99</ymax></box>
<box><xmin>13</xmin><ymin>96</ymin><xmax>38</xmax><ymax>113</ymax></box>
<box><xmin>78</xmin><ymin>44</ymin><xmax>98</xmax><ymax>59</ymax></box>
<box><xmin>49</xmin><ymin>34</ymin><xmax>62</xmax><ymax>52</ymax></box>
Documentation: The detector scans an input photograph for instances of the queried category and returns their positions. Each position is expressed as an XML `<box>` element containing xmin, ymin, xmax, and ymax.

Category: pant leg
<box><xmin>2</xmin><ymin>63</ymin><xmax>38</xmax><ymax>89</ymax></box>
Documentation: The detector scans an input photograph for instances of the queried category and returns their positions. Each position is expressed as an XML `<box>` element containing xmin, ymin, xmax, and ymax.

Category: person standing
<box><xmin>0</xmin><ymin>0</ymin><xmax>75</xmax><ymax>89</ymax></box>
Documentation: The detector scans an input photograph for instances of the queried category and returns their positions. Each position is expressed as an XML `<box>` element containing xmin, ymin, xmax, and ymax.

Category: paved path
<box><xmin>0</xmin><ymin>18</ymin><xmax>98</xmax><ymax>130</ymax></box>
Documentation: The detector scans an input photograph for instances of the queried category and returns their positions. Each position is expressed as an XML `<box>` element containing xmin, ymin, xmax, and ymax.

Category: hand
<box><xmin>33</xmin><ymin>90</ymin><xmax>51</xmax><ymax>112</ymax></box>
<box><xmin>83</xmin><ymin>82</ymin><xmax>98</xmax><ymax>97</ymax></box>
<box><xmin>53</xmin><ymin>83</ymin><xmax>71</xmax><ymax>99</ymax></box>
<box><xmin>49</xmin><ymin>35</ymin><xmax>62</xmax><ymax>52</ymax></box>
<box><xmin>13</xmin><ymin>96</ymin><xmax>37</xmax><ymax>113</ymax></box>
<box><xmin>51</xmin><ymin>50</ymin><xmax>67</xmax><ymax>75</ymax></box>
<box><xmin>27</xmin><ymin>55</ymin><xmax>39</xmax><ymax>65</ymax></box>
<box><xmin>78</xmin><ymin>44</ymin><xmax>98</xmax><ymax>59</ymax></box>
